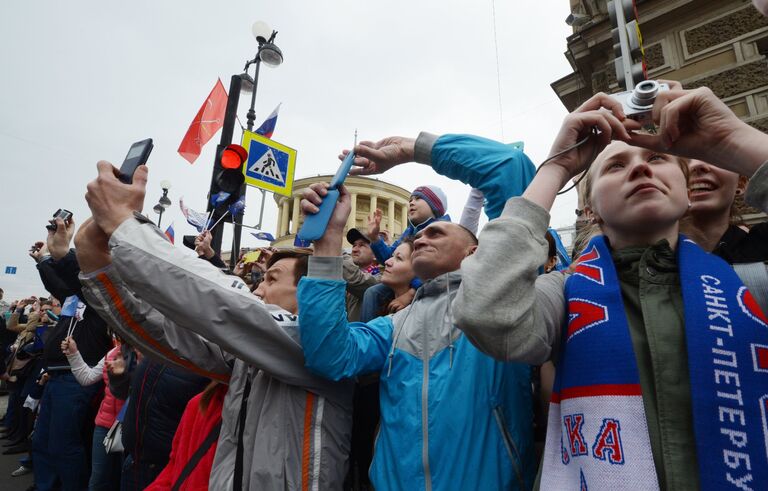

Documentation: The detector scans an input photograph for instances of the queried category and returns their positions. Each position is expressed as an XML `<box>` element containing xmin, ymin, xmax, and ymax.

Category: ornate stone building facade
<box><xmin>271</xmin><ymin>175</ymin><xmax>412</xmax><ymax>248</ymax></box>
<box><xmin>554</xmin><ymin>0</ymin><xmax>768</xmax><ymax>225</ymax></box>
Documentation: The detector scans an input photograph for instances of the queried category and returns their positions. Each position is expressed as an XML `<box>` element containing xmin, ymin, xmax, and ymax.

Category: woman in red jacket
<box><xmin>145</xmin><ymin>382</ymin><xmax>226</xmax><ymax>490</ymax></box>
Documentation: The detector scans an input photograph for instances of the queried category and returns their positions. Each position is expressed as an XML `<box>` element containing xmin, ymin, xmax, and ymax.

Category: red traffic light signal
<box><xmin>215</xmin><ymin>144</ymin><xmax>247</xmax><ymax>194</ymax></box>
<box><xmin>220</xmin><ymin>144</ymin><xmax>248</xmax><ymax>169</ymax></box>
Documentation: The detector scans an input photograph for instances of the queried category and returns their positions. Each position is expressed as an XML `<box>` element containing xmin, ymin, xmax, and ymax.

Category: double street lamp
<box><xmin>207</xmin><ymin>21</ymin><xmax>284</xmax><ymax>269</ymax></box>
<box><xmin>152</xmin><ymin>180</ymin><xmax>172</xmax><ymax>228</ymax></box>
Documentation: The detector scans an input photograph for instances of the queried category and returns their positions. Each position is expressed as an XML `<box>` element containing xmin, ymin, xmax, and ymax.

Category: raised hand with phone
<box><xmin>300</xmin><ymin>182</ymin><xmax>352</xmax><ymax>257</ymax></box>
<box><xmin>297</xmin><ymin>132</ymin><xmax>357</xmax><ymax>241</ymax></box>
<box><xmin>84</xmin><ymin>138</ymin><xmax>152</xmax><ymax>237</ymax></box>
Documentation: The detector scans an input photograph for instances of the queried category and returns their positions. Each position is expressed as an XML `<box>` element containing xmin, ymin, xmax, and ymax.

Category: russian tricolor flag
<box><xmin>165</xmin><ymin>223</ymin><xmax>175</xmax><ymax>244</ymax></box>
<box><xmin>255</xmin><ymin>103</ymin><xmax>281</xmax><ymax>139</ymax></box>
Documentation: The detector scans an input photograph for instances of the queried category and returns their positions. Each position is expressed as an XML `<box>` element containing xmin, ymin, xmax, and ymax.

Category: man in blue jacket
<box><xmin>297</xmin><ymin>181</ymin><xmax>536</xmax><ymax>490</ymax></box>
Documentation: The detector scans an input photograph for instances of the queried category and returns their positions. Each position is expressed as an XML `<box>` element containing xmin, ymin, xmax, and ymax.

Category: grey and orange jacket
<box><xmin>80</xmin><ymin>215</ymin><xmax>353</xmax><ymax>490</ymax></box>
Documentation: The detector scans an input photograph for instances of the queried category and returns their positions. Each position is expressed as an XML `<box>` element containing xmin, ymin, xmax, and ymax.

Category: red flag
<box><xmin>178</xmin><ymin>79</ymin><xmax>228</xmax><ymax>164</ymax></box>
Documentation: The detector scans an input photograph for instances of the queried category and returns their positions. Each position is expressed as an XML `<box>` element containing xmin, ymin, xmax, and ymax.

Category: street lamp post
<box><xmin>227</xmin><ymin>22</ymin><xmax>283</xmax><ymax>269</ymax></box>
<box><xmin>153</xmin><ymin>180</ymin><xmax>172</xmax><ymax>228</ymax></box>
<box><xmin>207</xmin><ymin>22</ymin><xmax>283</xmax><ymax>268</ymax></box>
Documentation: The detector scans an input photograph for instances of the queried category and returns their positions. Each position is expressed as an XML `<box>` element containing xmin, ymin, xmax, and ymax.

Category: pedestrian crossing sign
<box><xmin>241</xmin><ymin>130</ymin><xmax>297</xmax><ymax>196</ymax></box>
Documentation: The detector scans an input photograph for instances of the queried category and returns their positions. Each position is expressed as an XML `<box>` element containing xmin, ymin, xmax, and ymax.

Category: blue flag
<box><xmin>210</xmin><ymin>191</ymin><xmax>231</xmax><ymax>207</ymax></box>
<box><xmin>251</xmin><ymin>232</ymin><xmax>275</xmax><ymax>242</ymax></box>
<box><xmin>228</xmin><ymin>196</ymin><xmax>246</xmax><ymax>216</ymax></box>
<box><xmin>61</xmin><ymin>295</ymin><xmax>80</xmax><ymax>317</ymax></box>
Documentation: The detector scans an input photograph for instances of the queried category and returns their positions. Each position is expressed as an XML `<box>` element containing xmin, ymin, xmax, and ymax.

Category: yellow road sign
<box><xmin>241</xmin><ymin>130</ymin><xmax>297</xmax><ymax>196</ymax></box>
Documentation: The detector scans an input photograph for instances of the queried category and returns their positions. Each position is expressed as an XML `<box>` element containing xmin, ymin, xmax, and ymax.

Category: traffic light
<box><xmin>214</xmin><ymin>144</ymin><xmax>247</xmax><ymax>195</ymax></box>
<box><xmin>609</xmin><ymin>0</ymin><xmax>646</xmax><ymax>90</ymax></box>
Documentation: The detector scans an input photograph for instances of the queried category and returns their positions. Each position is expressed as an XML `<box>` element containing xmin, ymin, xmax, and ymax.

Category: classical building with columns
<box><xmin>554</xmin><ymin>0</ymin><xmax>768</xmax><ymax>227</ymax></box>
<box><xmin>271</xmin><ymin>175</ymin><xmax>413</xmax><ymax>248</ymax></box>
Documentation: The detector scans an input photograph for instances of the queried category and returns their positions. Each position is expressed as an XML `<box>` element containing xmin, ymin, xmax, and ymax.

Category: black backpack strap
<box><xmin>171</xmin><ymin>420</ymin><xmax>223</xmax><ymax>491</ymax></box>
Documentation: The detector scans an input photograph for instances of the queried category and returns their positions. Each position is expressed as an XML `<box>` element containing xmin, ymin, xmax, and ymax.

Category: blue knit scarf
<box><xmin>541</xmin><ymin>235</ymin><xmax>768</xmax><ymax>491</ymax></box>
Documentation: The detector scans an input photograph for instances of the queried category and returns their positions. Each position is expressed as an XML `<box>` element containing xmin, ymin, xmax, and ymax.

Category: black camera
<box><xmin>46</xmin><ymin>209</ymin><xmax>73</xmax><ymax>232</ymax></box>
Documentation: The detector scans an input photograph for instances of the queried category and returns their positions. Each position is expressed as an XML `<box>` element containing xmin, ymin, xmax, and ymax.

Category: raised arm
<box><xmin>79</xmin><ymin>263</ymin><xmax>232</xmax><ymax>382</ymax></box>
<box><xmin>81</xmin><ymin>165</ymin><xmax>348</xmax><ymax>397</ymax></box>
<box><xmin>455</xmin><ymin>92</ymin><xmax>638</xmax><ymax>364</ymax></box>
<box><xmin>62</xmin><ymin>339</ymin><xmax>105</xmax><ymax>386</ymax></box>
<box><xmin>346</xmin><ymin>133</ymin><xmax>537</xmax><ymax>220</ymax></box>
<box><xmin>297</xmin><ymin>183</ymin><xmax>393</xmax><ymax>380</ymax></box>
<box><xmin>454</xmin><ymin>197</ymin><xmax>566</xmax><ymax>364</ymax></box>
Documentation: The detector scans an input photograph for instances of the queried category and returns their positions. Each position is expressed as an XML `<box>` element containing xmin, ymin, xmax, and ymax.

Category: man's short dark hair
<box><xmin>267</xmin><ymin>249</ymin><xmax>312</xmax><ymax>286</ymax></box>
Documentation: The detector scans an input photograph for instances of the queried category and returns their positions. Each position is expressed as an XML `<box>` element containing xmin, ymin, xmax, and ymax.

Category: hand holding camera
<box><xmin>29</xmin><ymin>241</ymin><xmax>48</xmax><ymax>262</ymax></box>
<box><xmin>627</xmin><ymin>86</ymin><xmax>768</xmax><ymax>178</ymax></box>
<box><xmin>46</xmin><ymin>209</ymin><xmax>73</xmax><ymax>232</ymax></box>
<box><xmin>47</xmin><ymin>213</ymin><xmax>76</xmax><ymax>261</ymax></box>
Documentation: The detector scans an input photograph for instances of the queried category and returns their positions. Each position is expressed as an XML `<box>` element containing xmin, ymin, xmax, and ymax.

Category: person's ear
<box><xmin>583</xmin><ymin>205</ymin><xmax>601</xmax><ymax>224</ymax></box>
<box><xmin>465</xmin><ymin>244</ymin><xmax>478</xmax><ymax>257</ymax></box>
<box><xmin>735</xmin><ymin>175</ymin><xmax>748</xmax><ymax>196</ymax></box>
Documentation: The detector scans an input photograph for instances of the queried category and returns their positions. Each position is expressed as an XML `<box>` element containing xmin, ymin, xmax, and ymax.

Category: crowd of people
<box><xmin>3</xmin><ymin>7</ymin><xmax>768</xmax><ymax>491</ymax></box>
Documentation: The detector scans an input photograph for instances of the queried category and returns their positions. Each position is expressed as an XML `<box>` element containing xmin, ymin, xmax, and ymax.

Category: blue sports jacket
<box><xmin>298</xmin><ymin>268</ymin><xmax>536</xmax><ymax>490</ymax></box>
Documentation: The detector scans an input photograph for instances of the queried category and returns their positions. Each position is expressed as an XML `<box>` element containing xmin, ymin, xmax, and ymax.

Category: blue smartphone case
<box><xmin>297</xmin><ymin>188</ymin><xmax>340</xmax><ymax>241</ymax></box>
<box><xmin>297</xmin><ymin>151</ymin><xmax>355</xmax><ymax>241</ymax></box>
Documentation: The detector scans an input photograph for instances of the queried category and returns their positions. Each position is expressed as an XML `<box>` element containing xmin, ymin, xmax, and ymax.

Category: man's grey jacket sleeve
<box><xmin>107</xmin><ymin>217</ymin><xmax>348</xmax><ymax>398</ymax></box>
<box><xmin>453</xmin><ymin>197</ymin><xmax>566</xmax><ymax>365</ymax></box>
<box><xmin>80</xmin><ymin>265</ymin><xmax>232</xmax><ymax>381</ymax></box>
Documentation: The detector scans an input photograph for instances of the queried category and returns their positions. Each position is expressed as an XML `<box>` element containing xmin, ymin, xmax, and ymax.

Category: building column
<box><xmin>276</xmin><ymin>200</ymin><xmax>284</xmax><ymax>237</ymax></box>
<box><xmin>370</xmin><ymin>195</ymin><xmax>378</xmax><ymax>216</ymax></box>
<box><xmin>291</xmin><ymin>196</ymin><xmax>300</xmax><ymax>234</ymax></box>
<box><xmin>401</xmin><ymin>204</ymin><xmax>408</xmax><ymax>235</ymax></box>
<box><xmin>347</xmin><ymin>193</ymin><xmax>358</xmax><ymax>232</ymax></box>
<box><xmin>280</xmin><ymin>199</ymin><xmax>290</xmax><ymax>237</ymax></box>
<box><xmin>387</xmin><ymin>198</ymin><xmax>396</xmax><ymax>233</ymax></box>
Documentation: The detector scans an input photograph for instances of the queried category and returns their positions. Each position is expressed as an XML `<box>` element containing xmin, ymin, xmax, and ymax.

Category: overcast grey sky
<box><xmin>0</xmin><ymin>1</ymin><xmax>577</xmax><ymax>299</ymax></box>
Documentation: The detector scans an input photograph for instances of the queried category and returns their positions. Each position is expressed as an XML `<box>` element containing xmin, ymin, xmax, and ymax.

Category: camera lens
<box><xmin>630</xmin><ymin>80</ymin><xmax>659</xmax><ymax>108</ymax></box>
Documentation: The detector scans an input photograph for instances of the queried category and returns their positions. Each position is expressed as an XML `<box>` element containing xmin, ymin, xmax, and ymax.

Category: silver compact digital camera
<box><xmin>611</xmin><ymin>80</ymin><xmax>669</xmax><ymax>129</ymax></box>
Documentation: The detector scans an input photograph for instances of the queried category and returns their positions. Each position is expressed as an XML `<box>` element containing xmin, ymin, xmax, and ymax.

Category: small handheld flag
<box><xmin>61</xmin><ymin>296</ymin><xmax>80</xmax><ymax>317</ymax></box>
<box><xmin>179</xmin><ymin>198</ymin><xmax>211</xmax><ymax>232</ymax></box>
<box><xmin>210</xmin><ymin>191</ymin><xmax>231</xmax><ymax>207</ymax></box>
<box><xmin>251</xmin><ymin>232</ymin><xmax>275</xmax><ymax>242</ymax></box>
<box><xmin>228</xmin><ymin>196</ymin><xmax>246</xmax><ymax>216</ymax></box>
<box><xmin>165</xmin><ymin>223</ymin><xmax>176</xmax><ymax>244</ymax></box>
